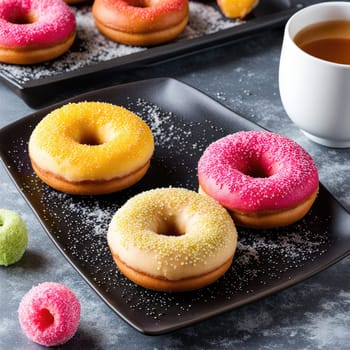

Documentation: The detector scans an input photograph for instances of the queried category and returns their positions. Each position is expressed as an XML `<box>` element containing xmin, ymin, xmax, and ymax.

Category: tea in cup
<box><xmin>279</xmin><ymin>2</ymin><xmax>350</xmax><ymax>148</ymax></box>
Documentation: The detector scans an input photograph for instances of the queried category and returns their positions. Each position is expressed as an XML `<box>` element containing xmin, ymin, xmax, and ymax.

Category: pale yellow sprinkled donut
<box><xmin>107</xmin><ymin>187</ymin><xmax>238</xmax><ymax>292</ymax></box>
<box><xmin>28</xmin><ymin>102</ymin><xmax>154</xmax><ymax>195</ymax></box>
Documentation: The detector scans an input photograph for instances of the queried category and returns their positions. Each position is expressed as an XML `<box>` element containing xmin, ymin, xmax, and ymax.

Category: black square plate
<box><xmin>1</xmin><ymin>78</ymin><xmax>349</xmax><ymax>335</ymax></box>
<box><xmin>0</xmin><ymin>0</ymin><xmax>302</xmax><ymax>106</ymax></box>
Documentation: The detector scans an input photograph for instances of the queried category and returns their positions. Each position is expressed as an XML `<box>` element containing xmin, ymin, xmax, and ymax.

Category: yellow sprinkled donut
<box><xmin>107</xmin><ymin>188</ymin><xmax>238</xmax><ymax>292</ymax></box>
<box><xmin>28</xmin><ymin>102</ymin><xmax>154</xmax><ymax>195</ymax></box>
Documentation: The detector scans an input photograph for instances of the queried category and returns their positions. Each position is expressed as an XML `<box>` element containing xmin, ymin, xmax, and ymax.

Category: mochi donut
<box><xmin>92</xmin><ymin>0</ymin><xmax>189</xmax><ymax>46</ymax></box>
<box><xmin>18</xmin><ymin>282</ymin><xmax>80</xmax><ymax>347</ymax></box>
<box><xmin>0</xmin><ymin>209</ymin><xmax>28</xmax><ymax>266</ymax></box>
<box><xmin>198</xmin><ymin>131</ymin><xmax>319</xmax><ymax>229</ymax></box>
<box><xmin>28</xmin><ymin>102</ymin><xmax>154</xmax><ymax>195</ymax></box>
<box><xmin>217</xmin><ymin>0</ymin><xmax>259</xmax><ymax>19</ymax></box>
<box><xmin>108</xmin><ymin>187</ymin><xmax>238</xmax><ymax>292</ymax></box>
<box><xmin>0</xmin><ymin>0</ymin><xmax>76</xmax><ymax>65</ymax></box>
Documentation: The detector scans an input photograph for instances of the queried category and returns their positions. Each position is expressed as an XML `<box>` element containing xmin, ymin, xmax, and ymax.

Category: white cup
<box><xmin>279</xmin><ymin>2</ymin><xmax>350</xmax><ymax>148</ymax></box>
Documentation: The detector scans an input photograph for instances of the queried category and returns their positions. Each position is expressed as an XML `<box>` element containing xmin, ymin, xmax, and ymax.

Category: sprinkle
<box><xmin>28</xmin><ymin>102</ymin><xmax>154</xmax><ymax>182</ymax></box>
<box><xmin>108</xmin><ymin>187</ymin><xmax>237</xmax><ymax>280</ymax></box>
<box><xmin>5</xmin><ymin>98</ymin><xmax>330</xmax><ymax>321</ymax></box>
<box><xmin>198</xmin><ymin>131</ymin><xmax>319</xmax><ymax>212</ymax></box>
<box><xmin>0</xmin><ymin>0</ymin><xmax>75</xmax><ymax>47</ymax></box>
<box><xmin>0</xmin><ymin>2</ymin><xmax>241</xmax><ymax>84</ymax></box>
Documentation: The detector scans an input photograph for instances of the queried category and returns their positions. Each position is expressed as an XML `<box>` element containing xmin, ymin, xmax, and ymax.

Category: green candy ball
<box><xmin>0</xmin><ymin>209</ymin><xmax>28</xmax><ymax>266</ymax></box>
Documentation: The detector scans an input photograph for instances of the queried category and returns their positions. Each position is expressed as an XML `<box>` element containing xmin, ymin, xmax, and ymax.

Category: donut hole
<box><xmin>244</xmin><ymin>161</ymin><xmax>270</xmax><ymax>178</ymax></box>
<box><xmin>128</xmin><ymin>0</ymin><xmax>151</xmax><ymax>8</ymax></box>
<box><xmin>79</xmin><ymin>132</ymin><xmax>104</xmax><ymax>146</ymax></box>
<box><xmin>238</xmin><ymin>154</ymin><xmax>276</xmax><ymax>178</ymax></box>
<box><xmin>37</xmin><ymin>308</ymin><xmax>54</xmax><ymax>331</ymax></box>
<box><xmin>156</xmin><ymin>216</ymin><xmax>185</xmax><ymax>236</ymax></box>
<box><xmin>76</xmin><ymin>126</ymin><xmax>115</xmax><ymax>146</ymax></box>
<box><xmin>7</xmin><ymin>9</ymin><xmax>36</xmax><ymax>24</ymax></box>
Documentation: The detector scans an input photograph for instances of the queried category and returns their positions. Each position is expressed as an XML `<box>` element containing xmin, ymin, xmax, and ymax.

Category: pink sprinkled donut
<box><xmin>18</xmin><ymin>282</ymin><xmax>81</xmax><ymax>347</ymax></box>
<box><xmin>0</xmin><ymin>0</ymin><xmax>76</xmax><ymax>64</ymax></box>
<box><xmin>198</xmin><ymin>131</ymin><xmax>319</xmax><ymax>229</ymax></box>
<box><xmin>92</xmin><ymin>0</ymin><xmax>189</xmax><ymax>46</ymax></box>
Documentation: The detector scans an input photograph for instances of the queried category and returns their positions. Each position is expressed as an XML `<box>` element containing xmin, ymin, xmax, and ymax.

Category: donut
<box><xmin>28</xmin><ymin>102</ymin><xmax>154</xmax><ymax>195</ymax></box>
<box><xmin>92</xmin><ymin>0</ymin><xmax>189</xmax><ymax>46</ymax></box>
<box><xmin>18</xmin><ymin>282</ymin><xmax>80</xmax><ymax>347</ymax></box>
<box><xmin>217</xmin><ymin>0</ymin><xmax>259</xmax><ymax>19</ymax></box>
<box><xmin>0</xmin><ymin>209</ymin><xmax>28</xmax><ymax>266</ymax></box>
<box><xmin>108</xmin><ymin>188</ymin><xmax>238</xmax><ymax>292</ymax></box>
<box><xmin>0</xmin><ymin>0</ymin><xmax>76</xmax><ymax>65</ymax></box>
<box><xmin>198</xmin><ymin>131</ymin><xmax>319</xmax><ymax>229</ymax></box>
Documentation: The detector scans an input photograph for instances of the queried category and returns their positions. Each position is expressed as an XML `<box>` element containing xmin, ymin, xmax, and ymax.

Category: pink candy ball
<box><xmin>18</xmin><ymin>282</ymin><xmax>81</xmax><ymax>347</ymax></box>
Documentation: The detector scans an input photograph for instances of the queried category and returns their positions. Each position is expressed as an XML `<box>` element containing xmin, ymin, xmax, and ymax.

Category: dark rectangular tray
<box><xmin>0</xmin><ymin>0</ymin><xmax>303</xmax><ymax>106</ymax></box>
<box><xmin>1</xmin><ymin>77</ymin><xmax>349</xmax><ymax>335</ymax></box>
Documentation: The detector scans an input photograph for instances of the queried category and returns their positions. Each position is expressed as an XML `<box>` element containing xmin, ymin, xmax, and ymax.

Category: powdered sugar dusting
<box><xmin>5</xmin><ymin>98</ymin><xmax>331</xmax><ymax>323</ymax></box>
<box><xmin>0</xmin><ymin>2</ymin><xmax>241</xmax><ymax>84</ymax></box>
